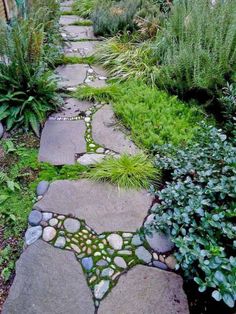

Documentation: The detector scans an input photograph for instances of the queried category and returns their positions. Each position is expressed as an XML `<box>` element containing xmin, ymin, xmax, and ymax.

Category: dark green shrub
<box><xmin>146</xmin><ymin>124</ymin><xmax>236</xmax><ymax>307</ymax></box>
<box><xmin>154</xmin><ymin>0</ymin><xmax>236</xmax><ymax>101</ymax></box>
<box><xmin>221</xmin><ymin>83</ymin><xmax>236</xmax><ymax>139</ymax></box>
<box><xmin>92</xmin><ymin>0</ymin><xmax>142</xmax><ymax>36</ymax></box>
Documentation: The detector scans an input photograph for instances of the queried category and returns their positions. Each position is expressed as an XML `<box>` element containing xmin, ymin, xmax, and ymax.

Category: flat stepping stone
<box><xmin>35</xmin><ymin>179</ymin><xmax>153</xmax><ymax>233</ymax></box>
<box><xmin>56</xmin><ymin>64</ymin><xmax>88</xmax><ymax>89</ymax></box>
<box><xmin>92</xmin><ymin>105</ymin><xmax>139</xmax><ymax>155</ymax></box>
<box><xmin>50</xmin><ymin>98</ymin><xmax>92</xmax><ymax>119</ymax></box>
<box><xmin>91</xmin><ymin>65</ymin><xmax>108</xmax><ymax>78</ymax></box>
<box><xmin>60</xmin><ymin>6</ymin><xmax>71</xmax><ymax>12</ymax></box>
<box><xmin>61</xmin><ymin>0</ymin><xmax>74</xmax><ymax>6</ymax></box>
<box><xmin>98</xmin><ymin>265</ymin><xmax>189</xmax><ymax>314</ymax></box>
<box><xmin>39</xmin><ymin>120</ymin><xmax>86</xmax><ymax>165</ymax></box>
<box><xmin>2</xmin><ymin>240</ymin><xmax>95</xmax><ymax>314</ymax></box>
<box><xmin>64</xmin><ymin>41</ymin><xmax>100</xmax><ymax>57</ymax></box>
<box><xmin>60</xmin><ymin>15</ymin><xmax>82</xmax><ymax>26</ymax></box>
<box><xmin>86</xmin><ymin>78</ymin><xmax>107</xmax><ymax>88</ymax></box>
<box><xmin>62</xmin><ymin>26</ymin><xmax>95</xmax><ymax>40</ymax></box>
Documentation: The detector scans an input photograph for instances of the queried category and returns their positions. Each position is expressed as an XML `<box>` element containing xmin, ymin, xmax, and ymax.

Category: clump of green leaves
<box><xmin>221</xmin><ymin>83</ymin><xmax>236</xmax><ymax>139</ymax></box>
<box><xmin>72</xmin><ymin>0</ymin><xmax>98</xmax><ymax>18</ymax></box>
<box><xmin>146</xmin><ymin>124</ymin><xmax>236</xmax><ymax>307</ymax></box>
<box><xmin>0</xmin><ymin>6</ymin><xmax>61</xmax><ymax>136</ymax></box>
<box><xmin>88</xmin><ymin>154</ymin><xmax>159</xmax><ymax>189</ymax></box>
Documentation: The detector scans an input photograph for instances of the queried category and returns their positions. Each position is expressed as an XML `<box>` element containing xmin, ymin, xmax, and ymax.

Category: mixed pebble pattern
<box><xmin>25</xmin><ymin>208</ymin><xmax>176</xmax><ymax>307</ymax></box>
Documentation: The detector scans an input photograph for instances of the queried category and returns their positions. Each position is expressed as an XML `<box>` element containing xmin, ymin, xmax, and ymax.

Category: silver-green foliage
<box><xmin>146</xmin><ymin>124</ymin><xmax>236</xmax><ymax>307</ymax></box>
<box><xmin>154</xmin><ymin>0</ymin><xmax>236</xmax><ymax>96</ymax></box>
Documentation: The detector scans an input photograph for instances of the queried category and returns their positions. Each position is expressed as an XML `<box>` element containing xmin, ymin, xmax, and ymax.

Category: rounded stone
<box><xmin>25</xmin><ymin>226</ymin><xmax>42</xmax><ymax>245</ymax></box>
<box><xmin>64</xmin><ymin>218</ymin><xmax>80</xmax><ymax>233</ymax></box>
<box><xmin>81</xmin><ymin>257</ymin><xmax>93</xmax><ymax>271</ymax></box>
<box><xmin>85</xmin><ymin>117</ymin><xmax>90</xmax><ymax>123</ymax></box>
<box><xmin>145</xmin><ymin>215</ymin><xmax>174</xmax><ymax>253</ymax></box>
<box><xmin>114</xmin><ymin>256</ymin><xmax>127</xmax><ymax>269</ymax></box>
<box><xmin>135</xmin><ymin>246</ymin><xmax>152</xmax><ymax>263</ymax></box>
<box><xmin>101</xmin><ymin>268</ymin><xmax>114</xmax><ymax>277</ymax></box>
<box><xmin>153</xmin><ymin>261</ymin><xmax>168</xmax><ymax>270</ymax></box>
<box><xmin>36</xmin><ymin>181</ymin><xmax>49</xmax><ymax>196</ymax></box>
<box><xmin>28</xmin><ymin>210</ymin><xmax>42</xmax><ymax>226</ymax></box>
<box><xmin>165</xmin><ymin>255</ymin><xmax>177</xmax><ymax>270</ymax></box>
<box><xmin>0</xmin><ymin>122</ymin><xmax>4</xmax><ymax>139</ymax></box>
<box><xmin>107</xmin><ymin>234</ymin><xmax>123</xmax><ymax>250</ymax></box>
<box><xmin>43</xmin><ymin>227</ymin><xmax>57</xmax><ymax>242</ymax></box>
<box><xmin>49</xmin><ymin>218</ymin><xmax>58</xmax><ymax>227</ymax></box>
<box><xmin>96</xmin><ymin>259</ymin><xmax>108</xmax><ymax>267</ymax></box>
<box><xmin>54</xmin><ymin>236</ymin><xmax>66</xmax><ymax>248</ymax></box>
<box><xmin>42</xmin><ymin>212</ymin><xmax>53</xmax><ymax>221</ymax></box>
<box><xmin>96</xmin><ymin>147</ymin><xmax>105</xmax><ymax>154</ymax></box>
<box><xmin>94</xmin><ymin>280</ymin><xmax>110</xmax><ymax>300</ymax></box>
<box><xmin>71</xmin><ymin>244</ymin><xmax>81</xmax><ymax>253</ymax></box>
<box><xmin>131</xmin><ymin>234</ymin><xmax>143</xmax><ymax>246</ymax></box>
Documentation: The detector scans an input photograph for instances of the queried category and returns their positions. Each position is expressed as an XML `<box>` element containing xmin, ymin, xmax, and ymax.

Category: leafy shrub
<box><xmin>154</xmin><ymin>0</ymin><xmax>236</xmax><ymax>100</ymax></box>
<box><xmin>146</xmin><ymin>124</ymin><xmax>236</xmax><ymax>307</ymax></box>
<box><xmin>88</xmin><ymin>154</ymin><xmax>158</xmax><ymax>189</ymax></box>
<box><xmin>221</xmin><ymin>83</ymin><xmax>236</xmax><ymax>139</ymax></box>
<box><xmin>92</xmin><ymin>0</ymin><xmax>142</xmax><ymax>36</ymax></box>
<box><xmin>0</xmin><ymin>13</ymin><xmax>60</xmax><ymax>135</ymax></box>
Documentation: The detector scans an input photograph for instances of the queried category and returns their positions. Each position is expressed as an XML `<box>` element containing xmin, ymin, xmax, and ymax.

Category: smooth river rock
<box><xmin>3</xmin><ymin>241</ymin><xmax>94</xmax><ymax>314</ymax></box>
<box><xmin>98</xmin><ymin>265</ymin><xmax>189</xmax><ymax>314</ymax></box>
<box><xmin>107</xmin><ymin>234</ymin><xmax>123</xmax><ymax>250</ymax></box>
<box><xmin>35</xmin><ymin>179</ymin><xmax>153</xmax><ymax>233</ymax></box>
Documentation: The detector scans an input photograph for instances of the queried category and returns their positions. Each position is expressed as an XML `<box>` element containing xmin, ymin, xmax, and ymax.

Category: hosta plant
<box><xmin>145</xmin><ymin>124</ymin><xmax>236</xmax><ymax>307</ymax></box>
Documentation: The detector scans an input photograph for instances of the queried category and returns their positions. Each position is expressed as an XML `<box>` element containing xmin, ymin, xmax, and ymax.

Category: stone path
<box><xmin>3</xmin><ymin>1</ymin><xmax>189</xmax><ymax>313</ymax></box>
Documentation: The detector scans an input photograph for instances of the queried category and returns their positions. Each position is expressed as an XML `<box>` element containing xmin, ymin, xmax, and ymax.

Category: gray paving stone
<box><xmin>56</xmin><ymin>64</ymin><xmax>88</xmax><ymax>88</ymax></box>
<box><xmin>92</xmin><ymin>105</ymin><xmax>139</xmax><ymax>155</ymax></box>
<box><xmin>39</xmin><ymin>120</ymin><xmax>86</xmax><ymax>165</ymax></box>
<box><xmin>59</xmin><ymin>15</ymin><xmax>82</xmax><ymax>26</ymax></box>
<box><xmin>61</xmin><ymin>0</ymin><xmax>73</xmax><ymax>7</ymax></box>
<box><xmin>91</xmin><ymin>65</ymin><xmax>108</xmax><ymax>77</ymax></box>
<box><xmin>60</xmin><ymin>6</ymin><xmax>70</xmax><ymax>12</ymax></box>
<box><xmin>62</xmin><ymin>25</ymin><xmax>95</xmax><ymax>40</ymax></box>
<box><xmin>35</xmin><ymin>179</ymin><xmax>153</xmax><ymax>233</ymax></box>
<box><xmin>2</xmin><ymin>241</ymin><xmax>94</xmax><ymax>314</ymax></box>
<box><xmin>64</xmin><ymin>41</ymin><xmax>100</xmax><ymax>57</ymax></box>
<box><xmin>77</xmin><ymin>153</ymin><xmax>106</xmax><ymax>165</ymax></box>
<box><xmin>50</xmin><ymin>98</ymin><xmax>92</xmax><ymax>119</ymax></box>
<box><xmin>98</xmin><ymin>265</ymin><xmax>189</xmax><ymax>314</ymax></box>
<box><xmin>86</xmin><ymin>78</ymin><xmax>107</xmax><ymax>88</ymax></box>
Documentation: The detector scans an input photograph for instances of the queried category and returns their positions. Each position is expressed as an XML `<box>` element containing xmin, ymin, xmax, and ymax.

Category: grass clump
<box><xmin>72</xmin><ymin>0</ymin><xmax>98</xmax><ymax>18</ymax></box>
<box><xmin>87</xmin><ymin>154</ymin><xmax>159</xmax><ymax>189</ymax></box>
<box><xmin>74</xmin><ymin>84</ymin><xmax>120</xmax><ymax>103</ymax></box>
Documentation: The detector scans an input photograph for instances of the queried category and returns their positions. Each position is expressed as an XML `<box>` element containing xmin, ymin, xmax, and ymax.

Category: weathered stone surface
<box><xmin>94</xmin><ymin>280</ymin><xmax>110</xmax><ymax>300</ymax></box>
<box><xmin>50</xmin><ymin>98</ymin><xmax>92</xmax><ymax>119</ymax></box>
<box><xmin>165</xmin><ymin>255</ymin><xmax>177</xmax><ymax>270</ymax></box>
<box><xmin>42</xmin><ymin>226</ymin><xmax>56</xmax><ymax>242</ymax></box>
<box><xmin>92</xmin><ymin>105</ymin><xmax>138</xmax><ymax>155</ymax></box>
<box><xmin>64</xmin><ymin>218</ymin><xmax>80</xmax><ymax>233</ymax></box>
<box><xmin>77</xmin><ymin>153</ymin><xmax>106</xmax><ymax>166</ymax></box>
<box><xmin>54</xmin><ymin>236</ymin><xmax>66</xmax><ymax>248</ymax></box>
<box><xmin>64</xmin><ymin>41</ymin><xmax>100</xmax><ymax>57</ymax></box>
<box><xmin>0</xmin><ymin>122</ymin><xmax>4</xmax><ymax>138</ymax></box>
<box><xmin>62</xmin><ymin>26</ymin><xmax>95</xmax><ymax>40</ymax></box>
<box><xmin>107</xmin><ymin>234</ymin><xmax>123</xmax><ymax>250</ymax></box>
<box><xmin>3</xmin><ymin>241</ymin><xmax>94</xmax><ymax>314</ymax></box>
<box><xmin>60</xmin><ymin>0</ymin><xmax>73</xmax><ymax>7</ymax></box>
<box><xmin>135</xmin><ymin>246</ymin><xmax>152</xmax><ymax>263</ymax></box>
<box><xmin>39</xmin><ymin>120</ymin><xmax>86</xmax><ymax>165</ymax></box>
<box><xmin>36</xmin><ymin>181</ymin><xmax>49</xmax><ymax>196</ymax></box>
<box><xmin>91</xmin><ymin>65</ymin><xmax>108</xmax><ymax>77</ymax></box>
<box><xmin>86</xmin><ymin>78</ymin><xmax>107</xmax><ymax>88</ymax></box>
<box><xmin>59</xmin><ymin>15</ymin><xmax>82</xmax><ymax>26</ymax></box>
<box><xmin>28</xmin><ymin>210</ymin><xmax>42</xmax><ymax>226</ymax></box>
<box><xmin>25</xmin><ymin>226</ymin><xmax>42</xmax><ymax>245</ymax></box>
<box><xmin>42</xmin><ymin>212</ymin><xmax>53</xmax><ymax>221</ymax></box>
<box><xmin>56</xmin><ymin>64</ymin><xmax>88</xmax><ymax>88</ymax></box>
<box><xmin>98</xmin><ymin>265</ymin><xmax>189</xmax><ymax>314</ymax></box>
<box><xmin>35</xmin><ymin>179</ymin><xmax>153</xmax><ymax>233</ymax></box>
